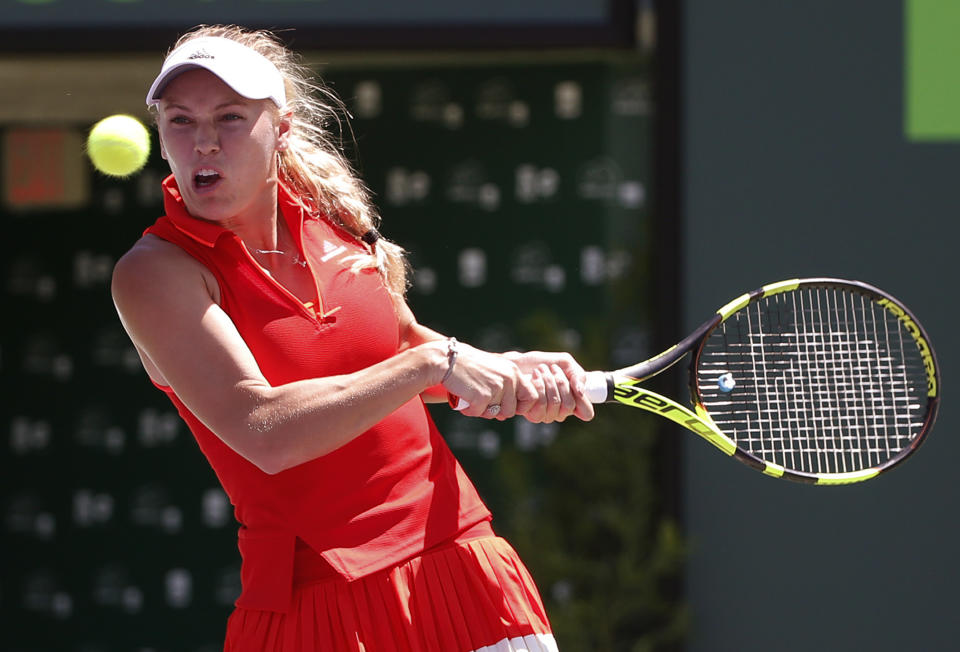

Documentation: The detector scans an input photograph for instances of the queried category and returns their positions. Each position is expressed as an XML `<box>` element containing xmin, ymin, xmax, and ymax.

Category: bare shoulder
<box><xmin>112</xmin><ymin>234</ymin><xmax>219</xmax><ymax>307</ymax></box>
<box><xmin>113</xmin><ymin>234</ymin><xmax>196</xmax><ymax>284</ymax></box>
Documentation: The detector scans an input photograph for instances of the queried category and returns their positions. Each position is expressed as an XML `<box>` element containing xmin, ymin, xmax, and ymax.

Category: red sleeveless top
<box><xmin>144</xmin><ymin>176</ymin><xmax>491</xmax><ymax>613</ymax></box>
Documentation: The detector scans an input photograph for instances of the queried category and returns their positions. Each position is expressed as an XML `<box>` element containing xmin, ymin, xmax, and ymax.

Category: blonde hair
<box><xmin>165</xmin><ymin>25</ymin><xmax>409</xmax><ymax>300</ymax></box>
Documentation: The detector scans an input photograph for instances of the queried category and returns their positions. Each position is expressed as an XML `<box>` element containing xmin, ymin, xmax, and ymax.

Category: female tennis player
<box><xmin>111</xmin><ymin>24</ymin><xmax>594</xmax><ymax>651</ymax></box>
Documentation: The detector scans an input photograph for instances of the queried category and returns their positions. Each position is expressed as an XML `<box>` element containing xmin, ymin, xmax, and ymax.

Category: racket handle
<box><xmin>583</xmin><ymin>371</ymin><xmax>609</xmax><ymax>403</ymax></box>
<box><xmin>450</xmin><ymin>370</ymin><xmax>609</xmax><ymax>410</ymax></box>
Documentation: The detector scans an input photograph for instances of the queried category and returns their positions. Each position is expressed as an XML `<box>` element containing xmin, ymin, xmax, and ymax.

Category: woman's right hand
<box><xmin>437</xmin><ymin>340</ymin><xmax>539</xmax><ymax>420</ymax></box>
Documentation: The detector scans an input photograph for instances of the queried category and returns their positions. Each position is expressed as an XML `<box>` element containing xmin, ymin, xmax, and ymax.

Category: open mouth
<box><xmin>194</xmin><ymin>169</ymin><xmax>221</xmax><ymax>189</ymax></box>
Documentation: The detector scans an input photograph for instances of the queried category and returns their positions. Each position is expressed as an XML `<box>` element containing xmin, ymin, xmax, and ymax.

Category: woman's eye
<box><xmin>170</xmin><ymin>116</ymin><xmax>191</xmax><ymax>125</ymax></box>
<box><xmin>222</xmin><ymin>113</ymin><xmax>243</xmax><ymax>122</ymax></box>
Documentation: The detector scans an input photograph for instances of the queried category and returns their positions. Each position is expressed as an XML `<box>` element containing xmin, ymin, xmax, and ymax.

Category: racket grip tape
<box><xmin>583</xmin><ymin>371</ymin><xmax>610</xmax><ymax>403</ymax></box>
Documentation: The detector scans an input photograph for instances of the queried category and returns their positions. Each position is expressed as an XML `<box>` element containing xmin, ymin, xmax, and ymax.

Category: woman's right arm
<box><xmin>111</xmin><ymin>236</ymin><xmax>473</xmax><ymax>474</ymax></box>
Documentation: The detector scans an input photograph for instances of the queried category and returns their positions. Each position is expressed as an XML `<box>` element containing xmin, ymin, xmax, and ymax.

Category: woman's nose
<box><xmin>194</xmin><ymin>123</ymin><xmax>220</xmax><ymax>155</ymax></box>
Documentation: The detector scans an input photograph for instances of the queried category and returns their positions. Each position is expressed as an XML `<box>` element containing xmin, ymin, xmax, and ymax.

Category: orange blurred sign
<box><xmin>3</xmin><ymin>127</ymin><xmax>87</xmax><ymax>210</ymax></box>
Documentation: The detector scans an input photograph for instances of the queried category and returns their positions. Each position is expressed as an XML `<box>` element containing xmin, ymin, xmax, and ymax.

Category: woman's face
<box><xmin>156</xmin><ymin>68</ymin><xmax>289</xmax><ymax>224</ymax></box>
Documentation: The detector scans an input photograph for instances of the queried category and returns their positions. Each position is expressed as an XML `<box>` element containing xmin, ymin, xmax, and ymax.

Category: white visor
<box><xmin>146</xmin><ymin>36</ymin><xmax>286</xmax><ymax>108</ymax></box>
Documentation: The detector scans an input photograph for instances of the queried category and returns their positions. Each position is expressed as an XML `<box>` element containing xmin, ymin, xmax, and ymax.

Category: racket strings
<box><xmin>697</xmin><ymin>287</ymin><xmax>929</xmax><ymax>474</ymax></box>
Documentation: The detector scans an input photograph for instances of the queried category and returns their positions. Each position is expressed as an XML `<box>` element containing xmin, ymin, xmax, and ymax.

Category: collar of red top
<box><xmin>157</xmin><ymin>174</ymin><xmax>310</xmax><ymax>248</ymax></box>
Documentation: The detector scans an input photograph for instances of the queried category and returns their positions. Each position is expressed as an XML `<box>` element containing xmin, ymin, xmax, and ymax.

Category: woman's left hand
<box><xmin>502</xmin><ymin>351</ymin><xmax>595</xmax><ymax>423</ymax></box>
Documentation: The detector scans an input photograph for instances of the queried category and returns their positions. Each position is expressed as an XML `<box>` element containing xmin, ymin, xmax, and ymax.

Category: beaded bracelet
<box><xmin>441</xmin><ymin>337</ymin><xmax>458</xmax><ymax>383</ymax></box>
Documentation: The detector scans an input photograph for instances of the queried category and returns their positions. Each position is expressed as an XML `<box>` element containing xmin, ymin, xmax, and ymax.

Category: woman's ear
<box><xmin>276</xmin><ymin>111</ymin><xmax>293</xmax><ymax>151</ymax></box>
<box><xmin>157</xmin><ymin>130</ymin><xmax>168</xmax><ymax>161</ymax></box>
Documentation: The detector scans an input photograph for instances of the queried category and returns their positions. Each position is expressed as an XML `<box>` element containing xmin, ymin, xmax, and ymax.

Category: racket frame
<box><xmin>586</xmin><ymin>278</ymin><xmax>940</xmax><ymax>484</ymax></box>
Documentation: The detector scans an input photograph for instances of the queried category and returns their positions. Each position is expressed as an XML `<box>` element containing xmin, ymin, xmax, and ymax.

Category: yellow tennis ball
<box><xmin>86</xmin><ymin>114</ymin><xmax>151</xmax><ymax>177</ymax></box>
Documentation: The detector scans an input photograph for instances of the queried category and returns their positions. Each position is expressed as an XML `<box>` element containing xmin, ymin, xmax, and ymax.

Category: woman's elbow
<box><xmin>227</xmin><ymin>436</ymin><xmax>297</xmax><ymax>475</ymax></box>
<box><xmin>221</xmin><ymin>387</ymin><xmax>295</xmax><ymax>474</ymax></box>
<box><xmin>245</xmin><ymin>447</ymin><xmax>287</xmax><ymax>475</ymax></box>
<box><xmin>235</xmin><ymin>420</ymin><xmax>295</xmax><ymax>475</ymax></box>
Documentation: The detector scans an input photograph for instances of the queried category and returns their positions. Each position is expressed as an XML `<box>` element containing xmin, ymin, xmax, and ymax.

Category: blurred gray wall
<box><xmin>683</xmin><ymin>2</ymin><xmax>958</xmax><ymax>650</ymax></box>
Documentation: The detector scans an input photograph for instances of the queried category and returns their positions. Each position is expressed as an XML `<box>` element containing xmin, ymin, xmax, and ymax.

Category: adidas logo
<box><xmin>320</xmin><ymin>240</ymin><xmax>347</xmax><ymax>262</ymax></box>
<box><xmin>188</xmin><ymin>49</ymin><xmax>214</xmax><ymax>60</ymax></box>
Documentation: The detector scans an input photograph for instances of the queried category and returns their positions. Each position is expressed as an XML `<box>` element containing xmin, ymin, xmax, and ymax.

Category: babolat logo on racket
<box><xmin>611</xmin><ymin>384</ymin><xmax>737</xmax><ymax>456</ymax></box>
<box><xmin>877</xmin><ymin>298</ymin><xmax>938</xmax><ymax>397</ymax></box>
<box><xmin>614</xmin><ymin>386</ymin><xmax>713</xmax><ymax>437</ymax></box>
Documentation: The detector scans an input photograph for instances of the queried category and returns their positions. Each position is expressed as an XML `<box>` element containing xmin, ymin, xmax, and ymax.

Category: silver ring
<box><xmin>485</xmin><ymin>404</ymin><xmax>501</xmax><ymax>416</ymax></box>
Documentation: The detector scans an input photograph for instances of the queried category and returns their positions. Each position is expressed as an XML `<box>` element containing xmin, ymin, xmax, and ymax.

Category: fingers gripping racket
<box><xmin>582</xmin><ymin>278</ymin><xmax>940</xmax><ymax>484</ymax></box>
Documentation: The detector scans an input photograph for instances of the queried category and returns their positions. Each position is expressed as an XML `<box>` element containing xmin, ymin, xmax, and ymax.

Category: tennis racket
<box><xmin>580</xmin><ymin>278</ymin><xmax>940</xmax><ymax>484</ymax></box>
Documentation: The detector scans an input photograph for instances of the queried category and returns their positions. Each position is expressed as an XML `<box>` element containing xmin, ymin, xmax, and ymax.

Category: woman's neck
<box><xmin>222</xmin><ymin>180</ymin><xmax>284</xmax><ymax>252</ymax></box>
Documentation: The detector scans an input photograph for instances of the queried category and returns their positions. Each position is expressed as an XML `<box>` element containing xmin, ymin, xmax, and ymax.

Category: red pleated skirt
<box><xmin>223</xmin><ymin>535</ymin><xmax>558</xmax><ymax>652</ymax></box>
